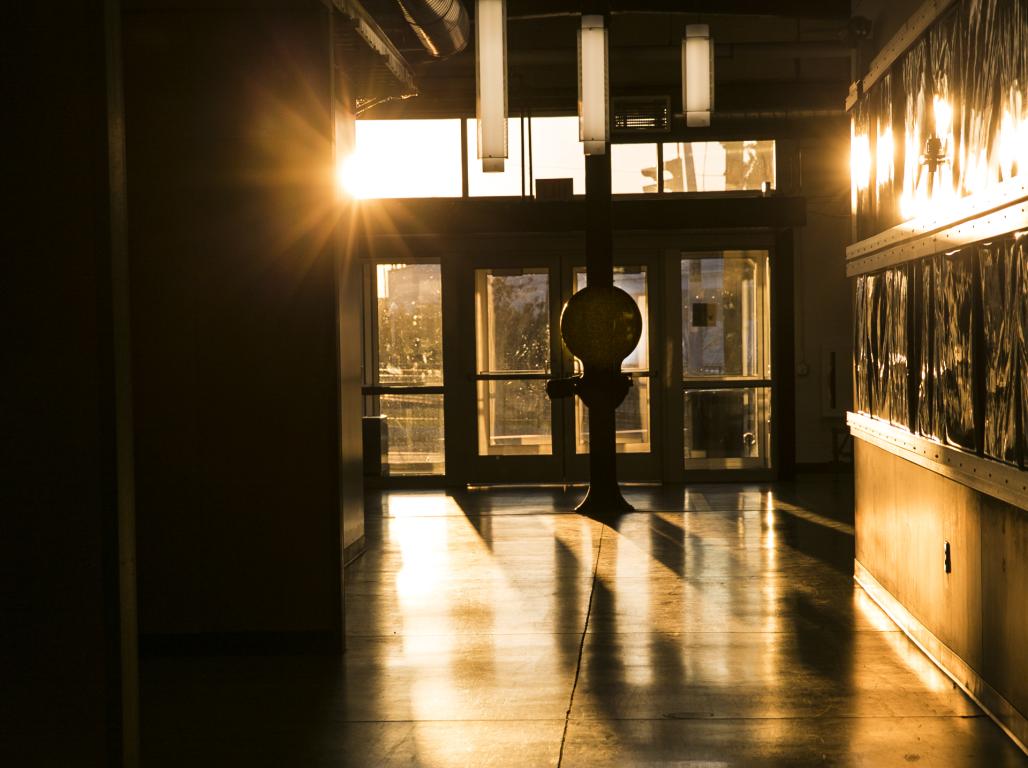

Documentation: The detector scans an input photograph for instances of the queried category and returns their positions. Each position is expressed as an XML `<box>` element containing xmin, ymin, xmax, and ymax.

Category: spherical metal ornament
<box><xmin>560</xmin><ymin>285</ymin><xmax>643</xmax><ymax>368</ymax></box>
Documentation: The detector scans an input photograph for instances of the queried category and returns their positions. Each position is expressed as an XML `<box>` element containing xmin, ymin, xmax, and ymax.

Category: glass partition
<box><xmin>341</xmin><ymin>119</ymin><xmax>462</xmax><ymax>199</ymax></box>
<box><xmin>682</xmin><ymin>251</ymin><xmax>771</xmax><ymax>469</ymax></box>
<box><xmin>364</xmin><ymin>262</ymin><xmax>445</xmax><ymax>476</ymax></box>
<box><xmin>611</xmin><ymin>144</ymin><xmax>659</xmax><ymax>194</ymax></box>
<box><xmin>683</xmin><ymin>388</ymin><xmax>770</xmax><ymax>467</ymax></box>
<box><xmin>528</xmin><ymin>116</ymin><xmax>586</xmax><ymax>196</ymax></box>
<box><xmin>475</xmin><ymin>268</ymin><xmax>553</xmax><ymax>456</ymax></box>
<box><xmin>343</xmin><ymin>116</ymin><xmax>774</xmax><ymax>200</ymax></box>
<box><xmin>378</xmin><ymin>393</ymin><xmax>445</xmax><ymax>475</ymax></box>
<box><xmin>681</xmin><ymin>253</ymin><xmax>770</xmax><ymax>379</ymax></box>
<box><xmin>663</xmin><ymin>140</ymin><xmax>776</xmax><ymax>192</ymax></box>
<box><xmin>572</xmin><ymin>267</ymin><xmax>651</xmax><ymax>454</ymax></box>
<box><xmin>375</xmin><ymin>263</ymin><xmax>443</xmax><ymax>385</ymax></box>
<box><xmin>466</xmin><ymin>117</ymin><xmax>525</xmax><ymax>197</ymax></box>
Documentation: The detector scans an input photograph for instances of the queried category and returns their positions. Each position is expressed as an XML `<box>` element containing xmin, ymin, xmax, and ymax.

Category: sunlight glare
<box><xmin>851</xmin><ymin>122</ymin><xmax>870</xmax><ymax>215</ymax></box>
<box><xmin>850</xmin><ymin>131</ymin><xmax>871</xmax><ymax>192</ymax></box>
<box><xmin>336</xmin><ymin>119</ymin><xmax>463</xmax><ymax>200</ymax></box>
<box><xmin>875</xmin><ymin>126</ymin><xmax>894</xmax><ymax>189</ymax></box>
<box><xmin>932</xmin><ymin>96</ymin><xmax>952</xmax><ymax>138</ymax></box>
<box><xmin>336</xmin><ymin>152</ymin><xmax>368</xmax><ymax>198</ymax></box>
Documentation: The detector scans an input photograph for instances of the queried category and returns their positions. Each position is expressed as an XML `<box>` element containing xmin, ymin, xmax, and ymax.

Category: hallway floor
<box><xmin>142</xmin><ymin>478</ymin><xmax>1028</xmax><ymax>766</ymax></box>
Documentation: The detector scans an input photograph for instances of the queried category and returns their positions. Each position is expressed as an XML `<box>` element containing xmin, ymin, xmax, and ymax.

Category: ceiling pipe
<box><xmin>395</xmin><ymin>0</ymin><xmax>470</xmax><ymax>58</ymax></box>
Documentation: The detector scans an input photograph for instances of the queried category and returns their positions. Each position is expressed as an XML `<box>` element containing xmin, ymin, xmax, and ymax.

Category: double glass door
<box><xmin>361</xmin><ymin>242</ymin><xmax>775</xmax><ymax>485</ymax></box>
<box><xmin>464</xmin><ymin>252</ymin><xmax>658</xmax><ymax>484</ymax></box>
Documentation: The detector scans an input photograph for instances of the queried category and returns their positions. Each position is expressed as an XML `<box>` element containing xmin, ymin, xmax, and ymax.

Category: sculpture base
<box><xmin>575</xmin><ymin>482</ymin><xmax>634</xmax><ymax>523</ymax></box>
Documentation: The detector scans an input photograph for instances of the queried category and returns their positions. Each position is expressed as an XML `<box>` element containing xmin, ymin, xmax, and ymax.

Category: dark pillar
<box><xmin>579</xmin><ymin>137</ymin><xmax>632</xmax><ymax>517</ymax></box>
<box><xmin>4</xmin><ymin>0</ymin><xmax>138</xmax><ymax>764</ymax></box>
<box><xmin>585</xmin><ymin>152</ymin><xmax>614</xmax><ymax>288</ymax></box>
<box><xmin>123</xmin><ymin>1</ymin><xmax>345</xmax><ymax>650</ymax></box>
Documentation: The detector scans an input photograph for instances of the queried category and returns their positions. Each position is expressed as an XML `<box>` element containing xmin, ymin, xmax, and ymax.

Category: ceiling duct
<box><xmin>395</xmin><ymin>0</ymin><xmax>470</xmax><ymax>58</ymax></box>
<box><xmin>333</xmin><ymin>0</ymin><xmax>417</xmax><ymax>100</ymax></box>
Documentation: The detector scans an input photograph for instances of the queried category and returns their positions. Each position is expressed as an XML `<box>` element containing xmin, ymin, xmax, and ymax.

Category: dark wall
<box><xmin>123</xmin><ymin>2</ymin><xmax>345</xmax><ymax>640</ymax></box>
<box><xmin>3</xmin><ymin>1</ymin><xmax>132</xmax><ymax>764</ymax></box>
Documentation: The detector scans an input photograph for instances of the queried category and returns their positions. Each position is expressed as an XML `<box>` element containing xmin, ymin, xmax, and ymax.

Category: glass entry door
<box><xmin>474</xmin><ymin>267</ymin><xmax>556</xmax><ymax>460</ymax></box>
<box><xmin>679</xmin><ymin>251</ymin><xmax>772</xmax><ymax>470</ymax></box>
<box><xmin>465</xmin><ymin>258</ymin><xmax>564</xmax><ymax>482</ymax></box>
<box><xmin>462</xmin><ymin>252</ymin><xmax>660</xmax><ymax>484</ymax></box>
<box><xmin>565</xmin><ymin>264</ymin><xmax>660</xmax><ymax>482</ymax></box>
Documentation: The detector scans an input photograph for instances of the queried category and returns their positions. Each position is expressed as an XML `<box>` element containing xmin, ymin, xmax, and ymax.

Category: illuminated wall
<box><xmin>850</xmin><ymin>0</ymin><xmax>1028</xmax><ymax>471</ymax></box>
<box><xmin>850</xmin><ymin>0</ymin><xmax>1028</xmax><ymax>237</ymax></box>
<box><xmin>848</xmin><ymin>0</ymin><xmax>1028</xmax><ymax>750</ymax></box>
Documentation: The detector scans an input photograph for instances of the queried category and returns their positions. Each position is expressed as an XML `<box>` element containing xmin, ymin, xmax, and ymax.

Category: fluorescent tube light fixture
<box><xmin>476</xmin><ymin>0</ymin><xmax>507</xmax><ymax>172</ymax></box>
<box><xmin>578</xmin><ymin>14</ymin><xmax>608</xmax><ymax>155</ymax></box>
<box><xmin>682</xmin><ymin>24</ymin><xmax>713</xmax><ymax>127</ymax></box>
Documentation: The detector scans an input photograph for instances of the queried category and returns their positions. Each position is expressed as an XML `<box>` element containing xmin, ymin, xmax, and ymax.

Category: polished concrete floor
<box><xmin>142</xmin><ymin>478</ymin><xmax>1028</xmax><ymax>766</ymax></box>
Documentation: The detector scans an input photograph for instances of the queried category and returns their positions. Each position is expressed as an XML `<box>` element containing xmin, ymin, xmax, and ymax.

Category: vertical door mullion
<box><xmin>664</xmin><ymin>249</ymin><xmax>685</xmax><ymax>482</ymax></box>
<box><xmin>551</xmin><ymin>254</ymin><xmax>568</xmax><ymax>480</ymax></box>
<box><xmin>362</xmin><ymin>262</ymin><xmax>379</xmax><ymax>417</ymax></box>
<box><xmin>646</xmin><ymin>252</ymin><xmax>663</xmax><ymax>481</ymax></box>
<box><xmin>442</xmin><ymin>250</ymin><xmax>469</xmax><ymax>487</ymax></box>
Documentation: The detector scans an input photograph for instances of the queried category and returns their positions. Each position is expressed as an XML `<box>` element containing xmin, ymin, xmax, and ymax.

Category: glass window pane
<box><xmin>377</xmin><ymin>393</ymin><xmax>445</xmax><ymax>476</ymax></box>
<box><xmin>611</xmin><ymin>143</ymin><xmax>658</xmax><ymax>194</ymax></box>
<box><xmin>576</xmin><ymin>377</ymin><xmax>651</xmax><ymax>454</ymax></box>
<box><xmin>467</xmin><ymin>118</ymin><xmax>524</xmax><ymax>197</ymax></box>
<box><xmin>683</xmin><ymin>387</ymin><xmax>770</xmax><ymax>469</ymax></box>
<box><xmin>682</xmin><ymin>252</ymin><xmax>769</xmax><ymax>378</ymax></box>
<box><xmin>375</xmin><ymin>264</ymin><xmax>443</xmax><ymax>385</ymax></box>
<box><xmin>342</xmin><ymin>119</ymin><xmax>462</xmax><ymax>199</ymax></box>
<box><xmin>477</xmin><ymin>379</ymin><xmax>552</xmax><ymax>456</ymax></box>
<box><xmin>529</xmin><ymin>116</ymin><xmax>585</xmax><ymax>196</ymax></box>
<box><xmin>475</xmin><ymin>268</ymin><xmax>550</xmax><ymax>373</ymax></box>
<box><xmin>572</xmin><ymin>266</ymin><xmax>649</xmax><ymax>371</ymax></box>
<box><xmin>662</xmin><ymin>140</ymin><xmax>775</xmax><ymax>192</ymax></box>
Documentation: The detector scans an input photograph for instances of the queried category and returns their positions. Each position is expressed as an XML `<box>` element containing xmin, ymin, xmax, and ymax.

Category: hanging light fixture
<box><xmin>476</xmin><ymin>0</ymin><xmax>507</xmax><ymax>172</ymax></box>
<box><xmin>578</xmin><ymin>14</ymin><xmax>609</xmax><ymax>155</ymax></box>
<box><xmin>682</xmin><ymin>24</ymin><xmax>714</xmax><ymax>127</ymax></box>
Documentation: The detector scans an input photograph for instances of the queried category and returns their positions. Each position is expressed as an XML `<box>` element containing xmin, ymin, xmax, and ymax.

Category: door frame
<box><xmin>360</xmin><ymin>227</ymin><xmax>794</xmax><ymax>488</ymax></box>
<box><xmin>443</xmin><ymin>234</ymin><xmax>666</xmax><ymax>486</ymax></box>
<box><xmin>448</xmin><ymin>237</ymin><xmax>583</xmax><ymax>483</ymax></box>
<box><xmin>657</xmin><ymin>229</ymin><xmax>787</xmax><ymax>483</ymax></box>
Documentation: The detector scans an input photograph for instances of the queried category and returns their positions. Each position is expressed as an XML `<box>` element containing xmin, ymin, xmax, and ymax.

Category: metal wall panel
<box><xmin>1019</xmin><ymin>237</ymin><xmax>1028</xmax><ymax>469</ymax></box>
<box><xmin>980</xmin><ymin>238</ymin><xmax>1019</xmax><ymax>464</ymax></box>
<box><xmin>916</xmin><ymin>256</ymin><xmax>936</xmax><ymax>437</ymax></box>
<box><xmin>887</xmin><ymin>266</ymin><xmax>911</xmax><ymax>429</ymax></box>
<box><xmin>869</xmin><ymin>272</ymin><xmax>890</xmax><ymax>420</ymax></box>
<box><xmin>936</xmin><ymin>248</ymin><xmax>976</xmax><ymax>451</ymax></box>
<box><xmin>854</xmin><ymin>274</ymin><xmax>871</xmax><ymax>414</ymax></box>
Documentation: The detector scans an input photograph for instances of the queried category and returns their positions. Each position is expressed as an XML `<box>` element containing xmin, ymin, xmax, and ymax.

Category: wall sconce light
<box><xmin>476</xmin><ymin>0</ymin><xmax>507</xmax><ymax>172</ymax></box>
<box><xmin>919</xmin><ymin>96</ymin><xmax>952</xmax><ymax>194</ymax></box>
<box><xmin>578</xmin><ymin>14</ymin><xmax>609</xmax><ymax>155</ymax></box>
<box><xmin>919</xmin><ymin>136</ymin><xmax>948</xmax><ymax>196</ymax></box>
<box><xmin>682</xmin><ymin>24</ymin><xmax>714</xmax><ymax>127</ymax></box>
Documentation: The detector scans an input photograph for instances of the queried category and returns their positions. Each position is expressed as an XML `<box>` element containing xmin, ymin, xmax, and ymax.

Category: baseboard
<box><xmin>343</xmin><ymin>535</ymin><xmax>366</xmax><ymax>568</ymax></box>
<box><xmin>854</xmin><ymin>560</ymin><xmax>1028</xmax><ymax>755</ymax></box>
<box><xmin>139</xmin><ymin>630</ymin><xmax>341</xmax><ymax>657</ymax></box>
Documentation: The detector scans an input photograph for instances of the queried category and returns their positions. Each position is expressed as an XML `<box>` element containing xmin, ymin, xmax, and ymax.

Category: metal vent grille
<box><xmin>613</xmin><ymin>96</ymin><xmax>671</xmax><ymax>134</ymax></box>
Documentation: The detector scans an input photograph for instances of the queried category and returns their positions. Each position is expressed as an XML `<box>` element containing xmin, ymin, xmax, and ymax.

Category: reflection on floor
<box><xmin>142</xmin><ymin>478</ymin><xmax>1028</xmax><ymax>766</ymax></box>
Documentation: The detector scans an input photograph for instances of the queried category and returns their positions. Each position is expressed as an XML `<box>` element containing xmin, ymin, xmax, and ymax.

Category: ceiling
<box><xmin>352</xmin><ymin>0</ymin><xmax>860</xmax><ymax>125</ymax></box>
